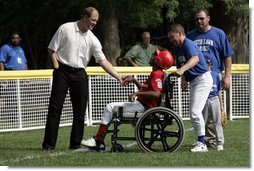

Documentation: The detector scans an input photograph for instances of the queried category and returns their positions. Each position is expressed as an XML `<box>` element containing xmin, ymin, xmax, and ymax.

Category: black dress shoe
<box><xmin>42</xmin><ymin>146</ymin><xmax>55</xmax><ymax>151</ymax></box>
<box><xmin>42</xmin><ymin>144</ymin><xmax>55</xmax><ymax>151</ymax></box>
<box><xmin>69</xmin><ymin>145</ymin><xmax>81</xmax><ymax>150</ymax></box>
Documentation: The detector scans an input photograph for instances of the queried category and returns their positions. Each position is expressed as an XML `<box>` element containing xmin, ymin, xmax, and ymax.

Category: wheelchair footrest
<box><xmin>112</xmin><ymin>137</ymin><xmax>136</xmax><ymax>141</ymax></box>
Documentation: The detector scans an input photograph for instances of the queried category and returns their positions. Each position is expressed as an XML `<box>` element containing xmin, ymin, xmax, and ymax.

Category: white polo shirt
<box><xmin>48</xmin><ymin>21</ymin><xmax>106</xmax><ymax>68</ymax></box>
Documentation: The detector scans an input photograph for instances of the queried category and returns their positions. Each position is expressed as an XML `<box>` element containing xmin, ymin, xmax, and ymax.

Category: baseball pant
<box><xmin>101</xmin><ymin>100</ymin><xmax>145</xmax><ymax>125</ymax></box>
<box><xmin>202</xmin><ymin>96</ymin><xmax>224</xmax><ymax>145</ymax></box>
<box><xmin>189</xmin><ymin>71</ymin><xmax>213</xmax><ymax>138</ymax></box>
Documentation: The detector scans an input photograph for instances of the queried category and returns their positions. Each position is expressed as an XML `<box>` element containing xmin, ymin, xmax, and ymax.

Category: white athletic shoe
<box><xmin>192</xmin><ymin>139</ymin><xmax>198</xmax><ymax>146</ymax></box>
<box><xmin>217</xmin><ymin>145</ymin><xmax>224</xmax><ymax>151</ymax></box>
<box><xmin>81</xmin><ymin>137</ymin><xmax>97</xmax><ymax>147</ymax></box>
<box><xmin>190</xmin><ymin>141</ymin><xmax>208</xmax><ymax>152</ymax></box>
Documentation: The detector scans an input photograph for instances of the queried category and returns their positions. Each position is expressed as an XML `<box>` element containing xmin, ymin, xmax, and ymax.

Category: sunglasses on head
<box><xmin>196</xmin><ymin>17</ymin><xmax>205</xmax><ymax>21</ymax></box>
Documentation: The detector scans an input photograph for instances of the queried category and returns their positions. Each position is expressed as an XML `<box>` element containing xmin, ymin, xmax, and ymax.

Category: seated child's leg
<box><xmin>95</xmin><ymin>124</ymin><xmax>107</xmax><ymax>141</ymax></box>
<box><xmin>96</xmin><ymin>101</ymin><xmax>146</xmax><ymax>141</ymax></box>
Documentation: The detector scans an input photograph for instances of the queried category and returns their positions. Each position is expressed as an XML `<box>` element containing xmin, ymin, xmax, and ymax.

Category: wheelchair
<box><xmin>106</xmin><ymin>73</ymin><xmax>185</xmax><ymax>153</ymax></box>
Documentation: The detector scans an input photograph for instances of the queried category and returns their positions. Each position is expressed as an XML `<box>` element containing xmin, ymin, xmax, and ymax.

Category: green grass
<box><xmin>0</xmin><ymin>119</ymin><xmax>250</xmax><ymax>167</ymax></box>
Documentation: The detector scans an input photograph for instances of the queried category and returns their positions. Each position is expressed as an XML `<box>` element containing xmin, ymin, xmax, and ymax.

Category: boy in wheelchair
<box><xmin>81</xmin><ymin>48</ymin><xmax>174</xmax><ymax>151</ymax></box>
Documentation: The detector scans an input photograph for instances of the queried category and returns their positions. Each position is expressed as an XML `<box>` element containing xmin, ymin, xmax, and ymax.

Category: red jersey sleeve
<box><xmin>149</xmin><ymin>70</ymin><xmax>163</xmax><ymax>91</ymax></box>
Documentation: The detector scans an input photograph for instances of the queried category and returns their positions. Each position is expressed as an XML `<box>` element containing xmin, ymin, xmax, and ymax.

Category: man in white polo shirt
<box><xmin>42</xmin><ymin>7</ymin><xmax>124</xmax><ymax>150</ymax></box>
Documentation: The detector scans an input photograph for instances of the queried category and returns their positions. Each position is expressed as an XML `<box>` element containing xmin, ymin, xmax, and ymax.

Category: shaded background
<box><xmin>0</xmin><ymin>0</ymin><xmax>249</xmax><ymax>69</ymax></box>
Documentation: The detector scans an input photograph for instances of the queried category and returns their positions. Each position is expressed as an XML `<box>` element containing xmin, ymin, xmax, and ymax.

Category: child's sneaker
<box><xmin>81</xmin><ymin>137</ymin><xmax>97</xmax><ymax>147</ymax></box>
<box><xmin>190</xmin><ymin>141</ymin><xmax>208</xmax><ymax>152</ymax></box>
<box><xmin>217</xmin><ymin>145</ymin><xmax>224</xmax><ymax>151</ymax></box>
<box><xmin>81</xmin><ymin>136</ymin><xmax>105</xmax><ymax>151</ymax></box>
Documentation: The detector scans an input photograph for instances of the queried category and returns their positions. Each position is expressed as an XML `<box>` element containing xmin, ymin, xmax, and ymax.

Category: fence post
<box><xmin>177</xmin><ymin>77</ymin><xmax>182</xmax><ymax>117</ymax></box>
<box><xmin>87</xmin><ymin>76</ymin><xmax>92</xmax><ymax>126</ymax></box>
<box><xmin>16</xmin><ymin>79</ymin><xmax>22</xmax><ymax>129</ymax></box>
<box><xmin>229</xmin><ymin>77</ymin><xmax>233</xmax><ymax>120</ymax></box>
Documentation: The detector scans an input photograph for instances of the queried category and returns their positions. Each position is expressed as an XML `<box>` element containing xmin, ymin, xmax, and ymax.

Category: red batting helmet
<box><xmin>153</xmin><ymin>48</ymin><xmax>174</xmax><ymax>70</ymax></box>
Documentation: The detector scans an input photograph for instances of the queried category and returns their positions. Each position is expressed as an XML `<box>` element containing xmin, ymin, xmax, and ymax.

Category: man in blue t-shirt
<box><xmin>187</xmin><ymin>9</ymin><xmax>234</xmax><ymax>150</ymax></box>
<box><xmin>0</xmin><ymin>32</ymin><xmax>28</xmax><ymax>70</ymax></box>
<box><xmin>168</xmin><ymin>24</ymin><xmax>213</xmax><ymax>152</ymax></box>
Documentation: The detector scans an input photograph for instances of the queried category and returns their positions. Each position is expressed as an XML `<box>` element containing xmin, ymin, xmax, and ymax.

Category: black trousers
<box><xmin>42</xmin><ymin>63</ymin><xmax>88</xmax><ymax>149</ymax></box>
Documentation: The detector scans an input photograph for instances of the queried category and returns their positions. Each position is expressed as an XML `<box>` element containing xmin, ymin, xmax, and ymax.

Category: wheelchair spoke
<box><xmin>147</xmin><ymin>133</ymin><xmax>160</xmax><ymax>147</ymax></box>
<box><xmin>163</xmin><ymin>130</ymin><xmax>180</xmax><ymax>138</ymax></box>
<box><xmin>161</xmin><ymin>138</ymin><xmax>170</xmax><ymax>151</ymax></box>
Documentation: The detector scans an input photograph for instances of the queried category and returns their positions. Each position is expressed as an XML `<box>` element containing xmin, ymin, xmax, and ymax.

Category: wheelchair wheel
<box><xmin>135</xmin><ymin>107</ymin><xmax>185</xmax><ymax>153</ymax></box>
<box><xmin>111</xmin><ymin>143</ymin><xmax>124</xmax><ymax>152</ymax></box>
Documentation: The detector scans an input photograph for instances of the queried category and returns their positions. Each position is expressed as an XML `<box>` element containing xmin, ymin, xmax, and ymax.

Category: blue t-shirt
<box><xmin>175</xmin><ymin>38</ymin><xmax>209</xmax><ymax>82</ymax></box>
<box><xmin>186</xmin><ymin>26</ymin><xmax>234</xmax><ymax>72</ymax></box>
<box><xmin>0</xmin><ymin>43</ymin><xmax>27</xmax><ymax>70</ymax></box>
<box><xmin>209</xmin><ymin>70</ymin><xmax>221</xmax><ymax>97</ymax></box>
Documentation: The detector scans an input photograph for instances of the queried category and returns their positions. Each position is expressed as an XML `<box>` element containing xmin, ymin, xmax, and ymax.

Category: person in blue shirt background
<box><xmin>0</xmin><ymin>31</ymin><xmax>28</xmax><ymax>70</ymax></box>
<box><xmin>168</xmin><ymin>23</ymin><xmax>213</xmax><ymax>152</ymax></box>
<box><xmin>202</xmin><ymin>53</ymin><xmax>224</xmax><ymax>151</ymax></box>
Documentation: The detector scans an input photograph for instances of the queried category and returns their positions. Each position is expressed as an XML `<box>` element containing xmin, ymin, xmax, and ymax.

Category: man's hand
<box><xmin>128</xmin><ymin>92</ymin><xmax>137</xmax><ymax>102</ymax></box>
<box><xmin>173</xmin><ymin>56</ymin><xmax>199</xmax><ymax>78</ymax></box>
<box><xmin>222</xmin><ymin>76</ymin><xmax>230</xmax><ymax>90</ymax></box>
<box><xmin>174</xmin><ymin>68</ymin><xmax>185</xmax><ymax>78</ymax></box>
<box><xmin>0</xmin><ymin>62</ymin><xmax>4</xmax><ymax>70</ymax></box>
<box><xmin>48</xmin><ymin>49</ymin><xmax>59</xmax><ymax>69</ymax></box>
<box><xmin>122</xmin><ymin>76</ymin><xmax>135</xmax><ymax>86</ymax></box>
<box><xmin>117</xmin><ymin>77</ymin><xmax>125</xmax><ymax>86</ymax></box>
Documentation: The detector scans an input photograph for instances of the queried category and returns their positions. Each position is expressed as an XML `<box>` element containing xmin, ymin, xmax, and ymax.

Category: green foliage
<box><xmin>111</xmin><ymin>0</ymin><xmax>179</xmax><ymax>28</ymax></box>
<box><xmin>223</xmin><ymin>0</ymin><xmax>249</xmax><ymax>16</ymax></box>
<box><xmin>0</xmin><ymin>0</ymin><xmax>250</xmax><ymax>67</ymax></box>
<box><xmin>175</xmin><ymin>0</ymin><xmax>213</xmax><ymax>27</ymax></box>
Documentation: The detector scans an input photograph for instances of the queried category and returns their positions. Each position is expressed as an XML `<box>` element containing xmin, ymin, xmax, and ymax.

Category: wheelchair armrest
<box><xmin>118</xmin><ymin>106</ymin><xmax>124</xmax><ymax>118</ymax></box>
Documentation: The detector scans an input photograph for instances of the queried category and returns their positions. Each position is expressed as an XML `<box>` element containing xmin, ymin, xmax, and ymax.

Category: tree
<box><xmin>0</xmin><ymin>0</ymin><xmax>249</xmax><ymax>68</ymax></box>
<box><xmin>212</xmin><ymin>0</ymin><xmax>249</xmax><ymax>63</ymax></box>
<box><xmin>81</xmin><ymin>0</ymin><xmax>179</xmax><ymax>65</ymax></box>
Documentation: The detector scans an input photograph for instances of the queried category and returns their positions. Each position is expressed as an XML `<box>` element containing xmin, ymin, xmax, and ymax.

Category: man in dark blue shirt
<box><xmin>168</xmin><ymin>23</ymin><xmax>213</xmax><ymax>152</ymax></box>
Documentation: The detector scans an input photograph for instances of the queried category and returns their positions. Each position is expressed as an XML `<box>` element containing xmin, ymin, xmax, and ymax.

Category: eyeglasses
<box><xmin>196</xmin><ymin>17</ymin><xmax>205</xmax><ymax>21</ymax></box>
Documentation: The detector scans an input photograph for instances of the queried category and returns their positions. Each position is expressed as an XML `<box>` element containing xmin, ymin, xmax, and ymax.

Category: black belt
<box><xmin>58</xmin><ymin>62</ymin><xmax>84</xmax><ymax>72</ymax></box>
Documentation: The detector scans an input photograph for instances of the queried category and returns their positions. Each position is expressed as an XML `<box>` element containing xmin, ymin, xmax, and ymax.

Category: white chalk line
<box><xmin>0</xmin><ymin>152</ymin><xmax>66</xmax><ymax>164</ymax></box>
